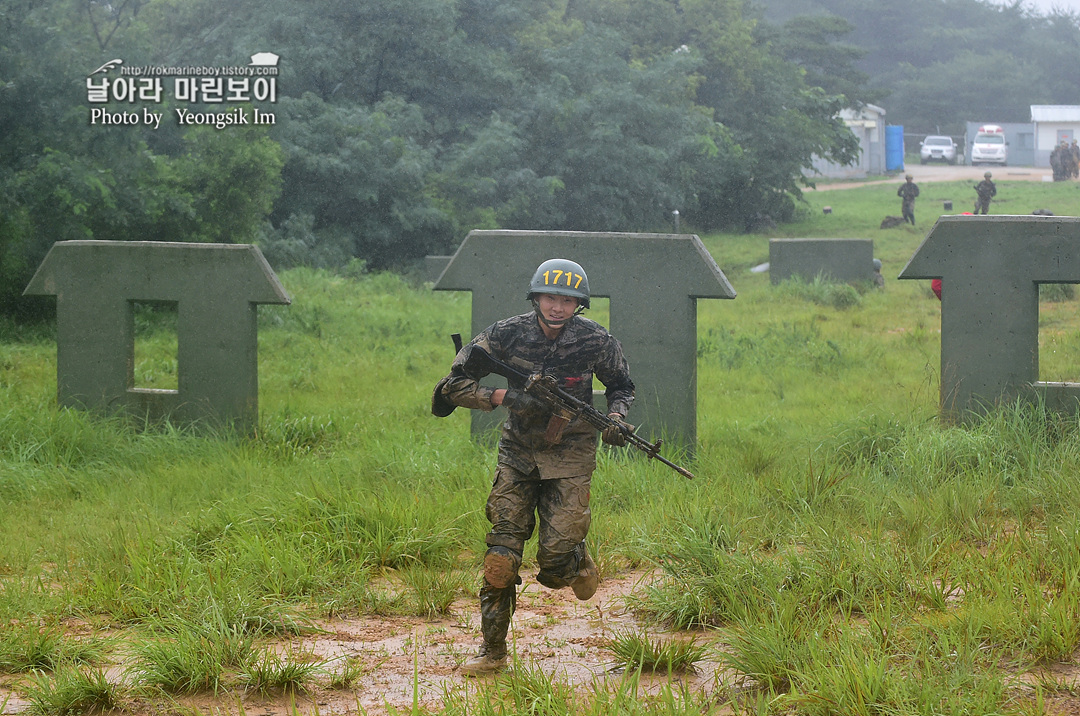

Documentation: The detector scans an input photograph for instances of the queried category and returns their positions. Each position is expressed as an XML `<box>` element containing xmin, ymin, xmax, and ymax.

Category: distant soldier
<box><xmin>1071</xmin><ymin>140</ymin><xmax>1080</xmax><ymax>179</ymax></box>
<box><xmin>1054</xmin><ymin>141</ymin><xmax>1072</xmax><ymax>181</ymax></box>
<box><xmin>1050</xmin><ymin>143</ymin><xmax>1063</xmax><ymax>181</ymax></box>
<box><xmin>872</xmin><ymin>258</ymin><xmax>885</xmax><ymax>289</ymax></box>
<box><xmin>973</xmin><ymin>171</ymin><xmax>996</xmax><ymax>214</ymax></box>
<box><xmin>897</xmin><ymin>175</ymin><xmax>919</xmax><ymax>225</ymax></box>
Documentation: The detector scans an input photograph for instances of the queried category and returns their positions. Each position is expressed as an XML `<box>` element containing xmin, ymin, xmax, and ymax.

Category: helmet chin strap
<box><xmin>532</xmin><ymin>299</ymin><xmax>584</xmax><ymax>329</ymax></box>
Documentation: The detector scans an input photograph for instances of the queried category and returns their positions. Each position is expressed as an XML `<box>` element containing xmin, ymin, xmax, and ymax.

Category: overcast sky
<box><xmin>1014</xmin><ymin>0</ymin><xmax>1080</xmax><ymax>15</ymax></box>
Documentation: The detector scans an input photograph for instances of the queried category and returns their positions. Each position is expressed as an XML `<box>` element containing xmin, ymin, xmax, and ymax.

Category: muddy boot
<box><xmin>461</xmin><ymin>581</ymin><xmax>516</xmax><ymax>676</ymax></box>
<box><xmin>460</xmin><ymin>640</ymin><xmax>508</xmax><ymax>677</ymax></box>
<box><xmin>570</xmin><ymin>545</ymin><xmax>600</xmax><ymax>601</ymax></box>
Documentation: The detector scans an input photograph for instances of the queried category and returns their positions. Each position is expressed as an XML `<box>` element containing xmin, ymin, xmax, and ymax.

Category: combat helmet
<box><xmin>527</xmin><ymin>259</ymin><xmax>590</xmax><ymax>309</ymax></box>
<box><xmin>984</xmin><ymin>171</ymin><xmax>992</xmax><ymax>178</ymax></box>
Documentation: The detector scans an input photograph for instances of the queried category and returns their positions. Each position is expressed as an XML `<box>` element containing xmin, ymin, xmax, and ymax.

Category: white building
<box><xmin>810</xmin><ymin>103</ymin><xmax>887</xmax><ymax>179</ymax></box>
<box><xmin>1030</xmin><ymin>105</ymin><xmax>1080</xmax><ymax>166</ymax></box>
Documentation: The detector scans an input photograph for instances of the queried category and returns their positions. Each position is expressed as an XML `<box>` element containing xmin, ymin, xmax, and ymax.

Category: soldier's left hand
<box><xmin>502</xmin><ymin>387</ymin><xmax>547</xmax><ymax>422</ymax></box>
<box><xmin>602</xmin><ymin>414</ymin><xmax>634</xmax><ymax>447</ymax></box>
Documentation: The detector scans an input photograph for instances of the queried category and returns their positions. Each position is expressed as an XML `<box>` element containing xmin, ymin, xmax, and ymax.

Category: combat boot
<box><xmin>460</xmin><ymin>640</ymin><xmax>507</xmax><ymax>677</ymax></box>
<box><xmin>570</xmin><ymin>550</ymin><xmax>600</xmax><ymax>600</ymax></box>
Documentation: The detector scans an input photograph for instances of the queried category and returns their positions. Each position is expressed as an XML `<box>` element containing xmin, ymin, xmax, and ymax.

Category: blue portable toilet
<box><xmin>885</xmin><ymin>125</ymin><xmax>905</xmax><ymax>171</ymax></box>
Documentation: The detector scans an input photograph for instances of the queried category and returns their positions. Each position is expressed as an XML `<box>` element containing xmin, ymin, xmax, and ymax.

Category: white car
<box><xmin>920</xmin><ymin>135</ymin><xmax>958</xmax><ymax>164</ymax></box>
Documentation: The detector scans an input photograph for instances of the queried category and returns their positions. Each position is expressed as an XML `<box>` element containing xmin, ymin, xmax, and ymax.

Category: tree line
<box><xmin>761</xmin><ymin>0</ymin><xmax>1080</xmax><ymax>134</ymax></box>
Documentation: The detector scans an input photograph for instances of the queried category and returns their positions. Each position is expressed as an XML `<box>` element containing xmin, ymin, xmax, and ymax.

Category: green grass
<box><xmin>237</xmin><ymin>645</ymin><xmax>324</xmax><ymax>695</ymax></box>
<box><xmin>23</xmin><ymin>665</ymin><xmax>122</xmax><ymax>715</ymax></box>
<box><xmin>0</xmin><ymin>624</ymin><xmax>109</xmax><ymax>674</ymax></box>
<box><xmin>606</xmin><ymin>629</ymin><xmax>706</xmax><ymax>673</ymax></box>
<box><xmin>131</xmin><ymin>619</ymin><xmax>256</xmax><ymax>694</ymax></box>
<box><xmin>325</xmin><ymin>654</ymin><xmax>373</xmax><ymax>689</ymax></box>
<box><xmin>2</xmin><ymin>179</ymin><xmax>1080</xmax><ymax>712</ymax></box>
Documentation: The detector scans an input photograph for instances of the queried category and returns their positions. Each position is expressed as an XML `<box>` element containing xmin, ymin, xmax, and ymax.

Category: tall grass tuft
<box><xmin>819</xmin><ymin>412</ymin><xmax>906</xmax><ymax>467</ymax></box>
<box><xmin>130</xmin><ymin>614</ymin><xmax>257</xmax><ymax>694</ymax></box>
<box><xmin>0</xmin><ymin>624</ymin><xmax>108</xmax><ymax>673</ymax></box>
<box><xmin>238</xmin><ymin>645</ymin><xmax>324</xmax><ymax>694</ymax></box>
<box><xmin>24</xmin><ymin>665</ymin><xmax>122</xmax><ymax>715</ymax></box>
<box><xmin>255</xmin><ymin>413</ymin><xmax>342</xmax><ymax>459</ymax></box>
<box><xmin>491</xmin><ymin>661</ymin><xmax>577</xmax><ymax>715</ymax></box>
<box><xmin>773</xmin><ymin>274</ymin><xmax>864</xmax><ymax>310</ymax></box>
<box><xmin>630</xmin><ymin>546</ymin><xmax>782</xmax><ymax>629</ymax></box>
<box><xmin>399</xmin><ymin>564</ymin><xmax>470</xmax><ymax>618</ymax></box>
<box><xmin>606</xmin><ymin>629</ymin><xmax>706</xmax><ymax>673</ymax></box>
<box><xmin>325</xmin><ymin>655</ymin><xmax>372</xmax><ymax>690</ymax></box>
<box><xmin>720</xmin><ymin>597</ymin><xmax>822</xmax><ymax>693</ymax></box>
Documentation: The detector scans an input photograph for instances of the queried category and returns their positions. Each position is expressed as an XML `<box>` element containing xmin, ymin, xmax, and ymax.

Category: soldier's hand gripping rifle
<box><xmin>453</xmin><ymin>334</ymin><xmax>694</xmax><ymax>480</ymax></box>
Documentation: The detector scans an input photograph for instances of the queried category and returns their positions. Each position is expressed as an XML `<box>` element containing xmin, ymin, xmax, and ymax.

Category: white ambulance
<box><xmin>971</xmin><ymin>124</ymin><xmax>1008</xmax><ymax>166</ymax></box>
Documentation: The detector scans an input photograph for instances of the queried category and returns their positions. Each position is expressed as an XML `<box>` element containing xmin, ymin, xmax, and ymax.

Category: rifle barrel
<box><xmin>652</xmin><ymin>453</ymin><xmax>695</xmax><ymax>480</ymax></box>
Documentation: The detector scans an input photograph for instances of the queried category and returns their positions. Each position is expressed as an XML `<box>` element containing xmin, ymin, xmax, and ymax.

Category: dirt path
<box><xmin>0</xmin><ymin>570</ymin><xmax>727</xmax><ymax>716</ymax></box>
<box><xmin>811</xmin><ymin>164</ymin><xmax>1055</xmax><ymax>191</ymax></box>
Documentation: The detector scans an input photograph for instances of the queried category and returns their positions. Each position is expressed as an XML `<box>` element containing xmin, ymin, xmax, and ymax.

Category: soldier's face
<box><xmin>537</xmin><ymin>294</ymin><xmax>579</xmax><ymax>325</ymax></box>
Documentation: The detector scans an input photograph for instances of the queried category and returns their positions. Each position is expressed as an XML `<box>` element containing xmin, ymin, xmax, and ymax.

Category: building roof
<box><xmin>839</xmin><ymin>104</ymin><xmax>885</xmax><ymax>121</ymax></box>
<box><xmin>1031</xmin><ymin>105</ymin><xmax>1080</xmax><ymax>123</ymax></box>
<box><xmin>838</xmin><ymin>104</ymin><xmax>886</xmax><ymax>129</ymax></box>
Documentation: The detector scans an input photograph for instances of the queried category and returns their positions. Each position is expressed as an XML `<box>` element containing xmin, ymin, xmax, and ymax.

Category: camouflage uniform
<box><xmin>973</xmin><ymin>178</ymin><xmax>996</xmax><ymax>214</ymax></box>
<box><xmin>436</xmin><ymin>311</ymin><xmax>634</xmax><ymax>655</ymax></box>
<box><xmin>897</xmin><ymin>179</ymin><xmax>919</xmax><ymax>225</ymax></box>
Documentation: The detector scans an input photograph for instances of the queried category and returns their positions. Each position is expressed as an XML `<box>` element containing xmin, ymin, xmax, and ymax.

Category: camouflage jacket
<box><xmin>897</xmin><ymin>182</ymin><xmax>919</xmax><ymax>202</ymax></box>
<box><xmin>975</xmin><ymin>179</ymin><xmax>997</xmax><ymax>199</ymax></box>
<box><xmin>437</xmin><ymin>312</ymin><xmax>634</xmax><ymax>479</ymax></box>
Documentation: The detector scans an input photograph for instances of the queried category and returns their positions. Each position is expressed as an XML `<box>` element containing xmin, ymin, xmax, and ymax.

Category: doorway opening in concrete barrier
<box><xmin>131</xmin><ymin>300</ymin><xmax>179</xmax><ymax>392</ymax></box>
<box><xmin>1038</xmin><ymin>283</ymin><xmax>1080</xmax><ymax>383</ymax></box>
<box><xmin>586</xmin><ymin>297</ymin><xmax>610</xmax><ymax>330</ymax></box>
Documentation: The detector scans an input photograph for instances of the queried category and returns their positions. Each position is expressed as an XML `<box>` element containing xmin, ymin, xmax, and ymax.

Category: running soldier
<box><xmin>973</xmin><ymin>171</ymin><xmax>997</xmax><ymax>214</ymax></box>
<box><xmin>432</xmin><ymin>258</ymin><xmax>635</xmax><ymax>676</ymax></box>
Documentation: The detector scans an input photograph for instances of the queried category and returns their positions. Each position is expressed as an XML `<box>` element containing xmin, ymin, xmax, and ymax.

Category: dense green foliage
<box><xmin>759</xmin><ymin>0</ymin><xmax>1080</xmax><ymax>133</ymax></box>
<box><xmin>4</xmin><ymin>0</ymin><xmax>1079</xmax><ymax>323</ymax></box>
<box><xmin>1</xmin><ymin>0</ymin><xmax>863</xmax><ymax>316</ymax></box>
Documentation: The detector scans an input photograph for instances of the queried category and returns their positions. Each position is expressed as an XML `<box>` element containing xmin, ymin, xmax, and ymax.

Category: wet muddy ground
<box><xmin>6</xmin><ymin>570</ymin><xmax>1080</xmax><ymax>714</ymax></box>
<box><xmin>0</xmin><ymin>570</ymin><xmax>728</xmax><ymax>715</ymax></box>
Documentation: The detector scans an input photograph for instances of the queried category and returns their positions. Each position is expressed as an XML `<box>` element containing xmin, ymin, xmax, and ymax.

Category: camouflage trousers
<box><xmin>478</xmin><ymin>465</ymin><xmax>592</xmax><ymax>646</ymax></box>
<box><xmin>901</xmin><ymin>199</ymin><xmax>916</xmax><ymax>224</ymax></box>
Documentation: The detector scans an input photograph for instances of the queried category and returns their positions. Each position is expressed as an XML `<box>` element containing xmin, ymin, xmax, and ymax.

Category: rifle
<box><xmin>452</xmin><ymin>333</ymin><xmax>694</xmax><ymax>480</ymax></box>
